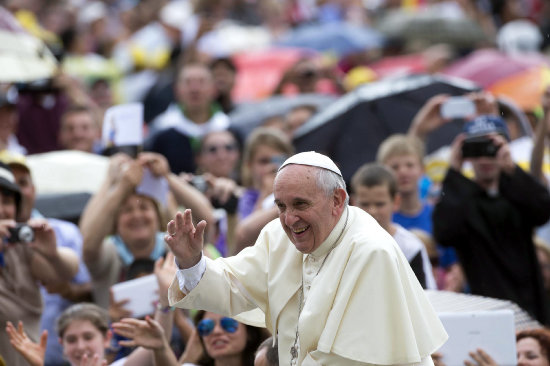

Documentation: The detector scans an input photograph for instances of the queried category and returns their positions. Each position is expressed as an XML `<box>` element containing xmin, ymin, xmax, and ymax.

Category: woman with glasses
<box><xmin>184</xmin><ymin>130</ymin><xmax>244</xmax><ymax>256</ymax></box>
<box><xmin>233</xmin><ymin>127</ymin><xmax>294</xmax><ymax>253</ymax></box>
<box><xmin>112</xmin><ymin>310</ymin><xmax>267</xmax><ymax>366</ymax></box>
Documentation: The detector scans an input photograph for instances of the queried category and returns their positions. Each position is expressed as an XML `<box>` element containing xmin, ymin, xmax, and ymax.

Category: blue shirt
<box><xmin>393</xmin><ymin>204</ymin><xmax>458</xmax><ymax>268</ymax></box>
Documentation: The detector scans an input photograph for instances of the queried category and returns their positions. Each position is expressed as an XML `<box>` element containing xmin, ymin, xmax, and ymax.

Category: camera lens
<box><xmin>18</xmin><ymin>225</ymin><xmax>34</xmax><ymax>243</ymax></box>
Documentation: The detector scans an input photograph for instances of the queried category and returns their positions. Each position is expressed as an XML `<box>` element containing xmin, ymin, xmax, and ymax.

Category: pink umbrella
<box><xmin>442</xmin><ymin>49</ymin><xmax>550</xmax><ymax>110</ymax></box>
<box><xmin>368</xmin><ymin>53</ymin><xmax>427</xmax><ymax>79</ymax></box>
<box><xmin>232</xmin><ymin>47</ymin><xmax>316</xmax><ymax>103</ymax></box>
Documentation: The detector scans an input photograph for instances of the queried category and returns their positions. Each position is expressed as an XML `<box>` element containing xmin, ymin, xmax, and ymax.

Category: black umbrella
<box><xmin>293</xmin><ymin>74</ymin><xmax>480</xmax><ymax>182</ymax></box>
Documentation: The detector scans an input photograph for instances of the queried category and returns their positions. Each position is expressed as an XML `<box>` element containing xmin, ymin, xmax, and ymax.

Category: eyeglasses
<box><xmin>204</xmin><ymin>144</ymin><xmax>237</xmax><ymax>155</ymax></box>
<box><xmin>197</xmin><ymin>317</ymin><xmax>239</xmax><ymax>337</ymax></box>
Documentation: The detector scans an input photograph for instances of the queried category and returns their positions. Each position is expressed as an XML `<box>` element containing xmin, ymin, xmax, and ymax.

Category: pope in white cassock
<box><xmin>166</xmin><ymin>151</ymin><xmax>448</xmax><ymax>366</ymax></box>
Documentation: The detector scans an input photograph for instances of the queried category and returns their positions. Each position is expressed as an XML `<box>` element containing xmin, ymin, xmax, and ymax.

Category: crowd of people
<box><xmin>1</xmin><ymin>0</ymin><xmax>550</xmax><ymax>365</ymax></box>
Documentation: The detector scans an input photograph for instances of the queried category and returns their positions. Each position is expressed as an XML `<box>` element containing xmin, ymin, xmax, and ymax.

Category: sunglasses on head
<box><xmin>197</xmin><ymin>317</ymin><xmax>239</xmax><ymax>337</ymax></box>
<box><xmin>204</xmin><ymin>144</ymin><xmax>237</xmax><ymax>155</ymax></box>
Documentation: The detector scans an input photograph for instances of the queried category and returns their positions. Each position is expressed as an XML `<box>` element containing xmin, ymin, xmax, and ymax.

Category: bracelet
<box><xmin>155</xmin><ymin>302</ymin><xmax>174</xmax><ymax>313</ymax></box>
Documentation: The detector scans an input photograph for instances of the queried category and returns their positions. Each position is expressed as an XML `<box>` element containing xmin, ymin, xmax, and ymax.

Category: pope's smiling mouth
<box><xmin>292</xmin><ymin>226</ymin><xmax>309</xmax><ymax>234</ymax></box>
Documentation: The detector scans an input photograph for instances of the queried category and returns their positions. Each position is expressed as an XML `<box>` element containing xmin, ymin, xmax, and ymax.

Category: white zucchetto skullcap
<box><xmin>278</xmin><ymin>151</ymin><xmax>342</xmax><ymax>177</ymax></box>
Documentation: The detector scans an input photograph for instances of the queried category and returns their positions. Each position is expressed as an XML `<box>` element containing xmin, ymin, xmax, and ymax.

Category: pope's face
<box><xmin>274</xmin><ymin>165</ymin><xmax>344</xmax><ymax>254</ymax></box>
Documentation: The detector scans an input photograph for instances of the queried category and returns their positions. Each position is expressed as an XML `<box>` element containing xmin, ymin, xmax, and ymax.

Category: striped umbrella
<box><xmin>426</xmin><ymin>290</ymin><xmax>540</xmax><ymax>331</ymax></box>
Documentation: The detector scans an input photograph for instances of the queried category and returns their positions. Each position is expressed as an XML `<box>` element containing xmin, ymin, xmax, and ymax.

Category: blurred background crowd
<box><xmin>0</xmin><ymin>0</ymin><xmax>550</xmax><ymax>364</ymax></box>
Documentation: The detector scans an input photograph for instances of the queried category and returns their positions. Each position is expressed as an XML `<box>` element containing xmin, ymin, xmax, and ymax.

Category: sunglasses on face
<box><xmin>197</xmin><ymin>317</ymin><xmax>239</xmax><ymax>337</ymax></box>
<box><xmin>257</xmin><ymin>155</ymin><xmax>287</xmax><ymax>167</ymax></box>
<box><xmin>204</xmin><ymin>144</ymin><xmax>237</xmax><ymax>155</ymax></box>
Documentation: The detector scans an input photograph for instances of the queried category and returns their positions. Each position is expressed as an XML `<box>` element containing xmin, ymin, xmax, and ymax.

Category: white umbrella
<box><xmin>376</xmin><ymin>2</ymin><xmax>488</xmax><ymax>48</ymax></box>
<box><xmin>0</xmin><ymin>7</ymin><xmax>58</xmax><ymax>82</ymax></box>
<box><xmin>426</xmin><ymin>290</ymin><xmax>541</xmax><ymax>330</ymax></box>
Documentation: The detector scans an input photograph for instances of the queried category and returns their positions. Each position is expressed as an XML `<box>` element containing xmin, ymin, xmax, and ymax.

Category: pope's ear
<box><xmin>333</xmin><ymin>188</ymin><xmax>347</xmax><ymax>209</ymax></box>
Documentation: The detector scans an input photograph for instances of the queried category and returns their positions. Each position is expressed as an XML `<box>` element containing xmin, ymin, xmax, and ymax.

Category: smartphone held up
<box><xmin>440</xmin><ymin>97</ymin><xmax>476</xmax><ymax>120</ymax></box>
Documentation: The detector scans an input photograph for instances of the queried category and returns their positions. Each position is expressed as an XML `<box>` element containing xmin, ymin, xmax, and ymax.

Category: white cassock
<box><xmin>169</xmin><ymin>206</ymin><xmax>448</xmax><ymax>365</ymax></box>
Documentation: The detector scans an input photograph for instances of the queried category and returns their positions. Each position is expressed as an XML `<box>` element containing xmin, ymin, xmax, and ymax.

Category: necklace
<box><xmin>289</xmin><ymin>208</ymin><xmax>349</xmax><ymax>365</ymax></box>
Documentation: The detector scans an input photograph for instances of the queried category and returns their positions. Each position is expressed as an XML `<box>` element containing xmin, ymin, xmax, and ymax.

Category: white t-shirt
<box><xmin>393</xmin><ymin>224</ymin><xmax>437</xmax><ymax>290</ymax></box>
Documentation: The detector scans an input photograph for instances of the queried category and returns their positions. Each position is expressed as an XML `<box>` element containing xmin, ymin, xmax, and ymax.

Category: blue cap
<box><xmin>462</xmin><ymin>115</ymin><xmax>510</xmax><ymax>141</ymax></box>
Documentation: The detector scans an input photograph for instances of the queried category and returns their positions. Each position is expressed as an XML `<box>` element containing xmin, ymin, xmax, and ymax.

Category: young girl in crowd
<box><xmin>7</xmin><ymin>303</ymin><xmax>118</xmax><ymax>366</ymax></box>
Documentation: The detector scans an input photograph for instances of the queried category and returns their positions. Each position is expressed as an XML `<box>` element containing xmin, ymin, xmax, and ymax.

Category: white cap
<box><xmin>278</xmin><ymin>151</ymin><xmax>342</xmax><ymax>177</ymax></box>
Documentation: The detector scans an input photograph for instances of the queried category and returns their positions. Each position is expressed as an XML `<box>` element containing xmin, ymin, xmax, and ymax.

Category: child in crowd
<box><xmin>377</xmin><ymin>134</ymin><xmax>462</xmax><ymax>284</ymax></box>
<box><xmin>351</xmin><ymin>163</ymin><xmax>436</xmax><ymax>289</ymax></box>
<box><xmin>376</xmin><ymin>134</ymin><xmax>435</xmax><ymax>234</ymax></box>
<box><xmin>7</xmin><ymin>302</ymin><xmax>123</xmax><ymax>366</ymax></box>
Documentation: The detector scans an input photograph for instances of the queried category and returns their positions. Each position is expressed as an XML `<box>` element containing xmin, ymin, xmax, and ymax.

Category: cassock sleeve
<box><xmin>168</xmin><ymin>232</ymin><xmax>270</xmax><ymax>327</ymax></box>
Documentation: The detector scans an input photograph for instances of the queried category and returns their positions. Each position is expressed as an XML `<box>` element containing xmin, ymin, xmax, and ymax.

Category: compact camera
<box><xmin>461</xmin><ymin>137</ymin><xmax>499</xmax><ymax>158</ymax></box>
<box><xmin>7</xmin><ymin>223</ymin><xmax>35</xmax><ymax>244</ymax></box>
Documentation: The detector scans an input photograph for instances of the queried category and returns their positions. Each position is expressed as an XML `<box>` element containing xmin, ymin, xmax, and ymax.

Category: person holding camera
<box><xmin>0</xmin><ymin>162</ymin><xmax>79</xmax><ymax>366</ymax></box>
<box><xmin>79</xmin><ymin>152</ymin><xmax>214</xmax><ymax>311</ymax></box>
<box><xmin>433</xmin><ymin>115</ymin><xmax>550</xmax><ymax>325</ymax></box>
<box><xmin>0</xmin><ymin>151</ymin><xmax>94</xmax><ymax>366</ymax></box>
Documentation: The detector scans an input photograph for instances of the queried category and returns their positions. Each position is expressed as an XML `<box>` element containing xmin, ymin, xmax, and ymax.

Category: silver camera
<box><xmin>8</xmin><ymin>223</ymin><xmax>35</xmax><ymax>244</ymax></box>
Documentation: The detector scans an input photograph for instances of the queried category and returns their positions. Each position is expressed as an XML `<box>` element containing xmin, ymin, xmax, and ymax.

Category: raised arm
<box><xmin>234</xmin><ymin>164</ymin><xmax>277</xmax><ymax>252</ymax></box>
<box><xmin>408</xmin><ymin>94</ymin><xmax>450</xmax><ymax>143</ymax></box>
<box><xmin>165</xmin><ymin>209</ymin><xmax>207</xmax><ymax>269</ymax></box>
<box><xmin>139</xmin><ymin>152</ymin><xmax>215</xmax><ymax>225</ymax></box>
<box><xmin>234</xmin><ymin>206</ymin><xmax>278</xmax><ymax>253</ymax></box>
<box><xmin>112</xmin><ymin>316</ymin><xmax>180</xmax><ymax>366</ymax></box>
<box><xmin>28</xmin><ymin>219</ymin><xmax>79</xmax><ymax>285</ymax></box>
<box><xmin>6</xmin><ymin>321</ymin><xmax>47</xmax><ymax>366</ymax></box>
<box><xmin>113</xmin><ymin>252</ymin><xmax>183</xmax><ymax>366</ymax></box>
<box><xmin>79</xmin><ymin>154</ymin><xmax>143</xmax><ymax>263</ymax></box>
<box><xmin>530</xmin><ymin>87</ymin><xmax>550</xmax><ymax>185</ymax></box>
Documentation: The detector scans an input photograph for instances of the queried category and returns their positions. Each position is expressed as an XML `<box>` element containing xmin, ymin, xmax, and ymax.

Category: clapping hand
<box><xmin>80</xmin><ymin>353</ymin><xmax>108</xmax><ymax>366</ymax></box>
<box><xmin>112</xmin><ymin>316</ymin><xmax>167</xmax><ymax>350</ymax></box>
<box><xmin>155</xmin><ymin>251</ymin><xmax>177</xmax><ymax>306</ymax></box>
<box><xmin>6</xmin><ymin>321</ymin><xmax>47</xmax><ymax>366</ymax></box>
